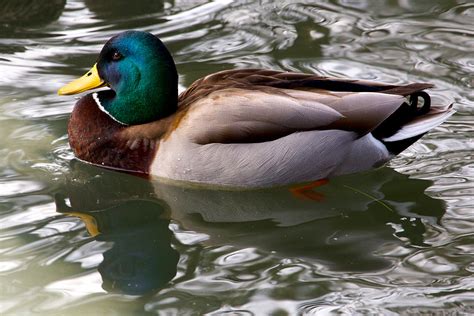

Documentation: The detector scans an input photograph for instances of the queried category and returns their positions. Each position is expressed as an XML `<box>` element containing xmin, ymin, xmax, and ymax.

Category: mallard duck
<box><xmin>58</xmin><ymin>30</ymin><xmax>454</xmax><ymax>188</ymax></box>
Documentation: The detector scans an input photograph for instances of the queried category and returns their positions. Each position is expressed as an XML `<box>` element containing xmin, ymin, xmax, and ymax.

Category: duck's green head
<box><xmin>58</xmin><ymin>30</ymin><xmax>178</xmax><ymax>125</ymax></box>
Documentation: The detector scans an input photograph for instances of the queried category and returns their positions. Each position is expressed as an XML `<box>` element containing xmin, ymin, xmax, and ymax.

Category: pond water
<box><xmin>0</xmin><ymin>0</ymin><xmax>473</xmax><ymax>314</ymax></box>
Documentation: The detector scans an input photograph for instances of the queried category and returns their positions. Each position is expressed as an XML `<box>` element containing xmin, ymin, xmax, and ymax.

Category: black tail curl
<box><xmin>372</xmin><ymin>91</ymin><xmax>432</xmax><ymax>142</ymax></box>
<box><xmin>409</xmin><ymin>91</ymin><xmax>431</xmax><ymax>115</ymax></box>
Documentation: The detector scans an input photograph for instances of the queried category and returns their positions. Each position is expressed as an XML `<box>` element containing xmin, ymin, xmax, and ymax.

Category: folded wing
<box><xmin>179</xmin><ymin>87</ymin><xmax>406</xmax><ymax>145</ymax></box>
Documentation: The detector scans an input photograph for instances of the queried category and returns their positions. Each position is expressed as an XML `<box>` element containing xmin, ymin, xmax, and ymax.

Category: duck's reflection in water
<box><xmin>56</xmin><ymin>161</ymin><xmax>444</xmax><ymax>295</ymax></box>
<box><xmin>55</xmin><ymin>165</ymin><xmax>179</xmax><ymax>295</ymax></box>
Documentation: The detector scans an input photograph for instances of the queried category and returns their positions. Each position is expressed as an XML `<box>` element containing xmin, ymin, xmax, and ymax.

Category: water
<box><xmin>0</xmin><ymin>0</ymin><xmax>473</xmax><ymax>314</ymax></box>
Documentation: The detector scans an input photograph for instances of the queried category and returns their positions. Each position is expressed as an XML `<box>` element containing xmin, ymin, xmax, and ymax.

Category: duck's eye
<box><xmin>112</xmin><ymin>51</ymin><xmax>122</xmax><ymax>61</ymax></box>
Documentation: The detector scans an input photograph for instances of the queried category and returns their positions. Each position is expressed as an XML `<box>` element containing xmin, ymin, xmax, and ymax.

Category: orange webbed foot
<box><xmin>290</xmin><ymin>179</ymin><xmax>329</xmax><ymax>201</ymax></box>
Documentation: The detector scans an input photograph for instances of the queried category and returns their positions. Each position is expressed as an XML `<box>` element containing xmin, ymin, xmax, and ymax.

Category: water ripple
<box><xmin>0</xmin><ymin>0</ymin><xmax>473</xmax><ymax>314</ymax></box>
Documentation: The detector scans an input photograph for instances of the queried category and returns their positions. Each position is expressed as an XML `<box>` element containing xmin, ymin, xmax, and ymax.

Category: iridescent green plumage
<box><xmin>96</xmin><ymin>31</ymin><xmax>178</xmax><ymax>125</ymax></box>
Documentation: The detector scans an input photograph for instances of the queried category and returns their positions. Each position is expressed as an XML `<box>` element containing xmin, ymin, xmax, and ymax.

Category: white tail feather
<box><xmin>383</xmin><ymin>107</ymin><xmax>455</xmax><ymax>142</ymax></box>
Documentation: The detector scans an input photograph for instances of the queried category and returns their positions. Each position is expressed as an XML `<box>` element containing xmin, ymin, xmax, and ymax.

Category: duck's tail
<box><xmin>372</xmin><ymin>90</ymin><xmax>455</xmax><ymax>155</ymax></box>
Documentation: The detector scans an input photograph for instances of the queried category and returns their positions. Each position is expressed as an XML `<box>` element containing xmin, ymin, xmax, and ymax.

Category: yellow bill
<box><xmin>65</xmin><ymin>212</ymin><xmax>100</xmax><ymax>237</ymax></box>
<box><xmin>58</xmin><ymin>63</ymin><xmax>106</xmax><ymax>95</ymax></box>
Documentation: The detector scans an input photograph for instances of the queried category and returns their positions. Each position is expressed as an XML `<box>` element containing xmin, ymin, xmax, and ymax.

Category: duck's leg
<box><xmin>289</xmin><ymin>179</ymin><xmax>329</xmax><ymax>201</ymax></box>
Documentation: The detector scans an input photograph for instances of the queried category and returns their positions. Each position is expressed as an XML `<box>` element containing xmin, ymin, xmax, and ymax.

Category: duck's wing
<box><xmin>178</xmin><ymin>87</ymin><xmax>407</xmax><ymax>145</ymax></box>
<box><xmin>174</xmin><ymin>69</ymin><xmax>424</xmax><ymax>144</ymax></box>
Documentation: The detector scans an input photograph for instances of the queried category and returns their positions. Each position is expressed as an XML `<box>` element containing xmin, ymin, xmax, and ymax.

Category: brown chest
<box><xmin>67</xmin><ymin>94</ymin><xmax>155</xmax><ymax>174</ymax></box>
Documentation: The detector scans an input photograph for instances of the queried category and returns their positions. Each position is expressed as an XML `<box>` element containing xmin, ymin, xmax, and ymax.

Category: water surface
<box><xmin>0</xmin><ymin>0</ymin><xmax>473</xmax><ymax>314</ymax></box>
